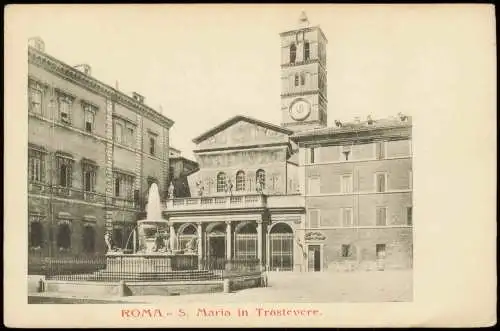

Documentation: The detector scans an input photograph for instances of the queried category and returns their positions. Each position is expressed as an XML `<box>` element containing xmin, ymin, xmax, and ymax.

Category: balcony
<box><xmin>112</xmin><ymin>196</ymin><xmax>135</xmax><ymax>209</ymax></box>
<box><xmin>165</xmin><ymin>194</ymin><xmax>267</xmax><ymax>211</ymax></box>
<box><xmin>28</xmin><ymin>182</ymin><xmax>106</xmax><ymax>204</ymax></box>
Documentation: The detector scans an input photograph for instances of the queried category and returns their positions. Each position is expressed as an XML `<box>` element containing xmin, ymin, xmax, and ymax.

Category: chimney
<box><xmin>132</xmin><ymin>92</ymin><xmax>145</xmax><ymax>104</ymax></box>
<box><xmin>74</xmin><ymin>64</ymin><xmax>92</xmax><ymax>76</ymax></box>
<box><xmin>28</xmin><ymin>37</ymin><xmax>45</xmax><ymax>52</ymax></box>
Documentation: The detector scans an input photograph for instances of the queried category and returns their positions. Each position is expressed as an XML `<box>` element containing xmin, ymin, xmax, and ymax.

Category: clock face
<box><xmin>289</xmin><ymin>100</ymin><xmax>311</xmax><ymax>121</ymax></box>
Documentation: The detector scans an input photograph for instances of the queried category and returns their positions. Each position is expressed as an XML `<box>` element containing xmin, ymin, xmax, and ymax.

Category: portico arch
<box><xmin>177</xmin><ymin>223</ymin><xmax>198</xmax><ymax>251</ymax></box>
<box><xmin>234</xmin><ymin>221</ymin><xmax>257</xmax><ymax>260</ymax></box>
<box><xmin>268</xmin><ymin>222</ymin><xmax>294</xmax><ymax>271</ymax></box>
<box><xmin>205</xmin><ymin>222</ymin><xmax>226</xmax><ymax>261</ymax></box>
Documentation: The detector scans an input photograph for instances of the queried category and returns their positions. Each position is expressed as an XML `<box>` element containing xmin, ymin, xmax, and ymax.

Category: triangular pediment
<box><xmin>193</xmin><ymin>115</ymin><xmax>293</xmax><ymax>149</ymax></box>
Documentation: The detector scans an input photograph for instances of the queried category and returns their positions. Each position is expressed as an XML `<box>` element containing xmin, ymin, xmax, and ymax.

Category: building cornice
<box><xmin>281</xmin><ymin>89</ymin><xmax>326</xmax><ymax>99</ymax></box>
<box><xmin>193</xmin><ymin>141</ymin><xmax>291</xmax><ymax>154</ymax></box>
<box><xmin>28</xmin><ymin>46</ymin><xmax>174</xmax><ymax>129</ymax></box>
<box><xmin>292</xmin><ymin>124</ymin><xmax>412</xmax><ymax>145</ymax></box>
<box><xmin>279</xmin><ymin>25</ymin><xmax>328</xmax><ymax>43</ymax></box>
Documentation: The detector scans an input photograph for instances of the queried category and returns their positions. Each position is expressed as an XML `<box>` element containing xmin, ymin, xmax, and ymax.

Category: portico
<box><xmin>164</xmin><ymin>193</ymin><xmax>305</xmax><ymax>271</ymax></box>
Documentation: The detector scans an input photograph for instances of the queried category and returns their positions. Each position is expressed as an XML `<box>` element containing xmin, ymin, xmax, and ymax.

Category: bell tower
<box><xmin>280</xmin><ymin>12</ymin><xmax>328</xmax><ymax>132</ymax></box>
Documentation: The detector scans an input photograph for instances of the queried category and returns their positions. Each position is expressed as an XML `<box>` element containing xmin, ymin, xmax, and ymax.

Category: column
<box><xmin>257</xmin><ymin>220</ymin><xmax>263</xmax><ymax>264</ymax></box>
<box><xmin>226</xmin><ymin>221</ymin><xmax>232</xmax><ymax>259</ymax></box>
<box><xmin>197</xmin><ymin>222</ymin><xmax>203</xmax><ymax>259</ymax></box>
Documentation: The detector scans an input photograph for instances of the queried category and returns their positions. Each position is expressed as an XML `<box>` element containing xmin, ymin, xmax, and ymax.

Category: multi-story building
<box><xmin>162</xmin><ymin>12</ymin><xmax>413</xmax><ymax>272</ymax></box>
<box><xmin>27</xmin><ymin>37</ymin><xmax>174</xmax><ymax>258</ymax></box>
<box><xmin>291</xmin><ymin>117</ymin><xmax>413</xmax><ymax>271</ymax></box>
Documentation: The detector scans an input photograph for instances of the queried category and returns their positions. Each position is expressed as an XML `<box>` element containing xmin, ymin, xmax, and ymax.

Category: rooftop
<box><xmin>28</xmin><ymin>38</ymin><xmax>174</xmax><ymax>128</ymax></box>
<box><xmin>291</xmin><ymin>115</ymin><xmax>412</xmax><ymax>141</ymax></box>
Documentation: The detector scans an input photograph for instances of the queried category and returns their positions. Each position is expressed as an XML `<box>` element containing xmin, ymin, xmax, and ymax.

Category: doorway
<box><xmin>308</xmin><ymin>245</ymin><xmax>321</xmax><ymax>272</ymax></box>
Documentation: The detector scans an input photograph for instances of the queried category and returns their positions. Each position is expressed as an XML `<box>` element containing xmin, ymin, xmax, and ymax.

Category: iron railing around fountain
<box><xmin>31</xmin><ymin>256</ymin><xmax>262</xmax><ymax>282</ymax></box>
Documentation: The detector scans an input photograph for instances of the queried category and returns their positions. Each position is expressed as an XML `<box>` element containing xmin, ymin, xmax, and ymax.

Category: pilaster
<box><xmin>257</xmin><ymin>219</ymin><xmax>263</xmax><ymax>264</ymax></box>
<box><xmin>134</xmin><ymin>114</ymin><xmax>143</xmax><ymax>194</ymax></box>
<box><xmin>225</xmin><ymin>221</ymin><xmax>232</xmax><ymax>259</ymax></box>
<box><xmin>162</xmin><ymin>127</ymin><xmax>170</xmax><ymax>195</ymax></box>
<box><xmin>104</xmin><ymin>99</ymin><xmax>114</xmax><ymax>232</ymax></box>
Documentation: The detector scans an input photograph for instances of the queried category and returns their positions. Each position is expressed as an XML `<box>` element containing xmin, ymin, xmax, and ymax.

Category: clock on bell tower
<box><xmin>280</xmin><ymin>12</ymin><xmax>328</xmax><ymax>132</ymax></box>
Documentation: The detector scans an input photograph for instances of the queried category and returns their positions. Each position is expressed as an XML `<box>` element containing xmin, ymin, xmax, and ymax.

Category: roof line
<box><xmin>192</xmin><ymin>115</ymin><xmax>294</xmax><ymax>144</ymax></box>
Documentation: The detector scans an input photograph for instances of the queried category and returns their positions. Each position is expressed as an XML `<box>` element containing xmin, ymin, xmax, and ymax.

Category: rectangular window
<box><xmin>376</xmin><ymin>173</ymin><xmax>387</xmax><ymax>192</ymax></box>
<box><xmin>308</xmin><ymin>209</ymin><xmax>320</xmax><ymax>228</ymax></box>
<box><xmin>407</xmin><ymin>206</ymin><xmax>413</xmax><ymax>226</ymax></box>
<box><xmin>58</xmin><ymin>96</ymin><xmax>72</xmax><ymax>124</ymax></box>
<box><xmin>82</xmin><ymin>163</ymin><xmax>97</xmax><ymax>192</ymax></box>
<box><xmin>29</xmin><ymin>87</ymin><xmax>43</xmax><ymax>115</ymax></box>
<box><xmin>115</xmin><ymin>123</ymin><xmax>123</xmax><ymax>143</ymax></box>
<box><xmin>341</xmin><ymin>244</ymin><xmax>352</xmax><ymax>257</ymax></box>
<box><xmin>57</xmin><ymin>157</ymin><xmax>73</xmax><ymax>188</ymax></box>
<box><xmin>114</xmin><ymin>176</ymin><xmax>121</xmax><ymax>196</ymax></box>
<box><xmin>308</xmin><ymin>176</ymin><xmax>320</xmax><ymax>195</ymax></box>
<box><xmin>341</xmin><ymin>174</ymin><xmax>353</xmax><ymax>193</ymax></box>
<box><xmin>341</xmin><ymin>208</ymin><xmax>353</xmax><ymax>227</ymax></box>
<box><xmin>28</xmin><ymin>150</ymin><xmax>43</xmax><ymax>182</ymax></box>
<box><xmin>149</xmin><ymin>136</ymin><xmax>156</xmax><ymax>155</ymax></box>
<box><xmin>342</xmin><ymin>146</ymin><xmax>351</xmax><ymax>161</ymax></box>
<box><xmin>376</xmin><ymin>141</ymin><xmax>386</xmax><ymax>160</ymax></box>
<box><xmin>376</xmin><ymin>244</ymin><xmax>386</xmax><ymax>258</ymax></box>
<box><xmin>376</xmin><ymin>207</ymin><xmax>387</xmax><ymax>226</ymax></box>
<box><xmin>84</xmin><ymin>107</ymin><xmax>95</xmax><ymax>133</ymax></box>
<box><xmin>113</xmin><ymin>172</ymin><xmax>134</xmax><ymax>199</ymax></box>
<box><xmin>309</xmin><ymin>147</ymin><xmax>315</xmax><ymax>164</ymax></box>
<box><xmin>127</xmin><ymin>127</ymin><xmax>135</xmax><ymax>146</ymax></box>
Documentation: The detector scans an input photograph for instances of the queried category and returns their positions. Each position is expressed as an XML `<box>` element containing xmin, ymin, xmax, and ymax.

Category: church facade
<box><xmin>163</xmin><ymin>13</ymin><xmax>413</xmax><ymax>272</ymax></box>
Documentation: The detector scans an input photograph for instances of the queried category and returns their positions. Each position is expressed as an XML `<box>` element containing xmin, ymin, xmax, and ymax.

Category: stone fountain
<box><xmin>95</xmin><ymin>183</ymin><xmax>198</xmax><ymax>280</ymax></box>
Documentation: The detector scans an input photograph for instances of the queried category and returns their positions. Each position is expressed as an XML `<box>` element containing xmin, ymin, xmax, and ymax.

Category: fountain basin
<box><xmin>103</xmin><ymin>254</ymin><xmax>198</xmax><ymax>273</ymax></box>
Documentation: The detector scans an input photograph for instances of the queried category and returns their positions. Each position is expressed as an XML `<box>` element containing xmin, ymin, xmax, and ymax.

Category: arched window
<box><xmin>56</xmin><ymin>223</ymin><xmax>71</xmax><ymax>250</ymax></box>
<box><xmin>304</xmin><ymin>41</ymin><xmax>310</xmax><ymax>60</ymax></box>
<box><xmin>300</xmin><ymin>73</ymin><xmax>306</xmax><ymax>85</ymax></box>
<box><xmin>256</xmin><ymin>169</ymin><xmax>266</xmax><ymax>190</ymax></box>
<box><xmin>290</xmin><ymin>43</ymin><xmax>296</xmax><ymax>63</ymax></box>
<box><xmin>235</xmin><ymin>171</ymin><xmax>246</xmax><ymax>191</ymax></box>
<box><xmin>294</xmin><ymin>74</ymin><xmax>299</xmax><ymax>87</ymax></box>
<box><xmin>82</xmin><ymin>225</ymin><xmax>95</xmax><ymax>253</ymax></box>
<box><xmin>216</xmin><ymin>172</ymin><xmax>227</xmax><ymax>192</ymax></box>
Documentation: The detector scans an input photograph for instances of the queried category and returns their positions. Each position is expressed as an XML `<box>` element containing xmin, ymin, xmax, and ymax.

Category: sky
<box><xmin>16</xmin><ymin>4</ymin><xmax>493</xmax><ymax>159</ymax></box>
